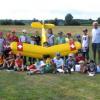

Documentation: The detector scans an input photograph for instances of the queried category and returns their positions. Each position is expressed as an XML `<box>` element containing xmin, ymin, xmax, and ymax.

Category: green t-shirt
<box><xmin>55</xmin><ymin>37</ymin><xmax>66</xmax><ymax>44</ymax></box>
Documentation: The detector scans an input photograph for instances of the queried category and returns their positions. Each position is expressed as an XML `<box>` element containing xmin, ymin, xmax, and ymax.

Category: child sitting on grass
<box><xmin>65</xmin><ymin>53</ymin><xmax>75</xmax><ymax>74</ymax></box>
<box><xmin>75</xmin><ymin>50</ymin><xmax>85</xmax><ymax>64</ymax></box>
<box><xmin>14</xmin><ymin>53</ymin><xmax>24</xmax><ymax>71</ymax></box>
<box><xmin>27</xmin><ymin>59</ymin><xmax>41</xmax><ymax>75</ymax></box>
<box><xmin>4</xmin><ymin>51</ymin><xmax>15</xmax><ymax>70</ymax></box>
<box><xmin>79</xmin><ymin>60</ymin><xmax>88</xmax><ymax>73</ymax></box>
<box><xmin>27</xmin><ymin>55</ymin><xmax>54</xmax><ymax>75</ymax></box>
<box><xmin>87</xmin><ymin>60</ymin><xmax>96</xmax><ymax>76</ymax></box>
<box><xmin>53</xmin><ymin>53</ymin><xmax>64</xmax><ymax>73</ymax></box>
<box><xmin>40</xmin><ymin>55</ymin><xmax>53</xmax><ymax>74</ymax></box>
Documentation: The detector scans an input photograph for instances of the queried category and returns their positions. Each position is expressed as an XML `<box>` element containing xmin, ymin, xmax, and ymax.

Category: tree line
<box><xmin>0</xmin><ymin>13</ymin><xmax>100</xmax><ymax>26</ymax></box>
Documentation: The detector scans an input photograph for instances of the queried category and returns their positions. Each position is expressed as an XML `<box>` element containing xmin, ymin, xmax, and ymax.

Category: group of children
<box><xmin>0</xmin><ymin>28</ymin><xmax>100</xmax><ymax>76</ymax></box>
<box><xmin>0</xmin><ymin>48</ymin><xmax>99</xmax><ymax>76</ymax></box>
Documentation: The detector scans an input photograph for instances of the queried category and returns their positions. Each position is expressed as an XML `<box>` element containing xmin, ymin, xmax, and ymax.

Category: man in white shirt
<box><xmin>92</xmin><ymin>21</ymin><xmax>100</xmax><ymax>64</ymax></box>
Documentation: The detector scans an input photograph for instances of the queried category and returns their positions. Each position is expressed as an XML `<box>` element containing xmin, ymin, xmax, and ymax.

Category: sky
<box><xmin>0</xmin><ymin>0</ymin><xmax>100</xmax><ymax>20</ymax></box>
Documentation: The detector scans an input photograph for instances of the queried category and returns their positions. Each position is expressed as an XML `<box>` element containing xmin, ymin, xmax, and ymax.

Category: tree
<box><xmin>54</xmin><ymin>18</ymin><xmax>58</xmax><ymax>25</ymax></box>
<box><xmin>65</xmin><ymin>13</ymin><xmax>73</xmax><ymax>25</ymax></box>
<box><xmin>71</xmin><ymin>19</ymin><xmax>80</xmax><ymax>25</ymax></box>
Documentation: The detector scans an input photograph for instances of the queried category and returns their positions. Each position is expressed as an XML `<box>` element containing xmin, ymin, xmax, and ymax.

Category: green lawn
<box><xmin>0</xmin><ymin>71</ymin><xmax>100</xmax><ymax>100</ymax></box>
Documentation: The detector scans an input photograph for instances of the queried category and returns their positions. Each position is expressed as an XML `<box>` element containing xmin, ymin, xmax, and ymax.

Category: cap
<box><xmin>68</xmin><ymin>53</ymin><xmax>74</xmax><ymax>57</ymax></box>
<box><xmin>58</xmin><ymin>32</ymin><xmax>63</xmax><ymax>34</ymax></box>
<box><xmin>76</xmin><ymin>34</ymin><xmax>81</xmax><ymax>38</ymax></box>
<box><xmin>56</xmin><ymin>52</ymin><xmax>61</xmax><ymax>56</ymax></box>
<box><xmin>22</xmin><ymin>29</ymin><xmax>27</xmax><ymax>33</ymax></box>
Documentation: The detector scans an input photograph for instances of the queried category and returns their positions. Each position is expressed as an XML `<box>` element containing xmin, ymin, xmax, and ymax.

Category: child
<box><xmin>40</xmin><ymin>55</ymin><xmax>53</xmax><ymax>73</ymax></box>
<box><xmin>0</xmin><ymin>52</ymin><xmax>4</xmax><ymax>69</ymax></box>
<box><xmin>65</xmin><ymin>53</ymin><xmax>75</xmax><ymax>74</ymax></box>
<box><xmin>76</xmin><ymin>34</ymin><xmax>81</xmax><ymax>43</ymax></box>
<box><xmin>30</xmin><ymin>36</ymin><xmax>37</xmax><ymax>45</ymax></box>
<box><xmin>47</xmin><ymin>28</ymin><xmax>55</xmax><ymax>46</ymax></box>
<box><xmin>82</xmin><ymin>28</ymin><xmax>89</xmax><ymax>60</ymax></box>
<box><xmin>55</xmin><ymin>32</ymin><xmax>66</xmax><ymax>45</ymax></box>
<box><xmin>14</xmin><ymin>53</ymin><xmax>24</xmax><ymax>71</ymax></box>
<box><xmin>43</xmin><ymin>42</ymin><xmax>49</xmax><ymax>47</ymax></box>
<box><xmin>27</xmin><ymin>59</ymin><xmax>42</xmax><ymax>75</ymax></box>
<box><xmin>0</xmin><ymin>32</ymin><xmax>5</xmax><ymax>54</ymax></box>
<box><xmin>27</xmin><ymin>63</ymin><xmax>41</xmax><ymax>75</ymax></box>
<box><xmin>4</xmin><ymin>51</ymin><xmax>15</xmax><ymax>70</ymax></box>
<box><xmin>65</xmin><ymin>33</ymin><xmax>72</xmax><ymax>42</ymax></box>
<box><xmin>53</xmin><ymin>53</ymin><xmax>64</xmax><ymax>73</ymax></box>
<box><xmin>34</xmin><ymin>31</ymin><xmax>41</xmax><ymax>45</ymax></box>
<box><xmin>75</xmin><ymin>50</ymin><xmax>85</xmax><ymax>64</ymax></box>
<box><xmin>87</xmin><ymin>60</ymin><xmax>96</xmax><ymax>76</ymax></box>
<box><xmin>79</xmin><ymin>60</ymin><xmax>88</xmax><ymax>73</ymax></box>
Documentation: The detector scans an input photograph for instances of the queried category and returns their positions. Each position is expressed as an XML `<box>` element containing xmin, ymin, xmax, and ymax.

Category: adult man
<box><xmin>92</xmin><ymin>21</ymin><xmax>100</xmax><ymax>64</ymax></box>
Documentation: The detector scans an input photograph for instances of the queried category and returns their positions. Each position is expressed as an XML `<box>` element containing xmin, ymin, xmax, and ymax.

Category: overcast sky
<box><xmin>0</xmin><ymin>0</ymin><xmax>100</xmax><ymax>20</ymax></box>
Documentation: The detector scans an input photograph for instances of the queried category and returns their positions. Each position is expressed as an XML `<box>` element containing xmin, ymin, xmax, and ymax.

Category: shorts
<box><xmin>92</xmin><ymin>43</ymin><xmax>100</xmax><ymax>51</ymax></box>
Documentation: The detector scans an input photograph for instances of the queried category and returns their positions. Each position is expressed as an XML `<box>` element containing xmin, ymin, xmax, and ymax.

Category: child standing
<box><xmin>82</xmin><ymin>28</ymin><xmax>89</xmax><ymax>60</ymax></box>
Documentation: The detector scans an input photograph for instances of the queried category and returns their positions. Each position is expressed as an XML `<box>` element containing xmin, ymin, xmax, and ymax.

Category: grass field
<box><xmin>0</xmin><ymin>71</ymin><xmax>100</xmax><ymax>100</ymax></box>
<box><xmin>0</xmin><ymin>25</ymin><xmax>99</xmax><ymax>100</ymax></box>
<box><xmin>0</xmin><ymin>25</ymin><xmax>92</xmax><ymax>36</ymax></box>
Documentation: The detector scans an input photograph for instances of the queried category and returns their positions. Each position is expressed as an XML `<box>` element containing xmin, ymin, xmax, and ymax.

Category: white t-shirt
<box><xmin>20</xmin><ymin>35</ymin><xmax>26</xmax><ymax>43</ymax></box>
<box><xmin>40</xmin><ymin>61</ymin><xmax>46</xmax><ymax>67</ymax></box>
<box><xmin>53</xmin><ymin>58</ymin><xmax>64</xmax><ymax>68</ymax></box>
<box><xmin>82</xmin><ymin>35</ymin><xmax>89</xmax><ymax>48</ymax></box>
<box><xmin>0</xmin><ymin>38</ymin><xmax>4</xmax><ymax>52</ymax></box>
<box><xmin>47</xmin><ymin>34</ymin><xmax>54</xmax><ymax>46</ymax></box>
<box><xmin>92</xmin><ymin>28</ymin><xmax>100</xmax><ymax>43</ymax></box>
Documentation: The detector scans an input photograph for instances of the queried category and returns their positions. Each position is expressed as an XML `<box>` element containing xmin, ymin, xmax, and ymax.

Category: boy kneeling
<box><xmin>14</xmin><ymin>53</ymin><xmax>24</xmax><ymax>71</ymax></box>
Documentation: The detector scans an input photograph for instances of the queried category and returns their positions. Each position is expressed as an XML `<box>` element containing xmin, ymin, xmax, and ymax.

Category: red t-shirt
<box><xmin>28</xmin><ymin>64</ymin><xmax>36</xmax><ymax>70</ymax></box>
<box><xmin>15</xmin><ymin>58</ymin><xmax>23</xmax><ymax>67</ymax></box>
<box><xmin>10</xmin><ymin>35</ymin><xmax>19</xmax><ymax>42</ymax></box>
<box><xmin>76</xmin><ymin>55</ymin><xmax>85</xmax><ymax>63</ymax></box>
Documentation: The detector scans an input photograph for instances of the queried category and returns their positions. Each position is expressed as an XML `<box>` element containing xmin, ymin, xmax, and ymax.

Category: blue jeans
<box><xmin>92</xmin><ymin>43</ymin><xmax>100</xmax><ymax>64</ymax></box>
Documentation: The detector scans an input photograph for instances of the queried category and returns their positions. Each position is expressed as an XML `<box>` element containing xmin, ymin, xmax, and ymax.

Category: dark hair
<box><xmin>48</xmin><ymin>28</ymin><xmax>53</xmax><ymax>34</ymax></box>
<box><xmin>90</xmin><ymin>60</ymin><xmax>95</xmax><ymax>63</ymax></box>
<box><xmin>43</xmin><ymin>55</ymin><xmax>50</xmax><ymax>59</ymax></box>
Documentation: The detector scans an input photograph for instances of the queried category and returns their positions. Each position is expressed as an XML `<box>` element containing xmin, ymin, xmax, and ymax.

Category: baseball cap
<box><xmin>56</xmin><ymin>52</ymin><xmax>61</xmax><ymax>56</ymax></box>
<box><xmin>58</xmin><ymin>32</ymin><xmax>63</xmax><ymax>34</ymax></box>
